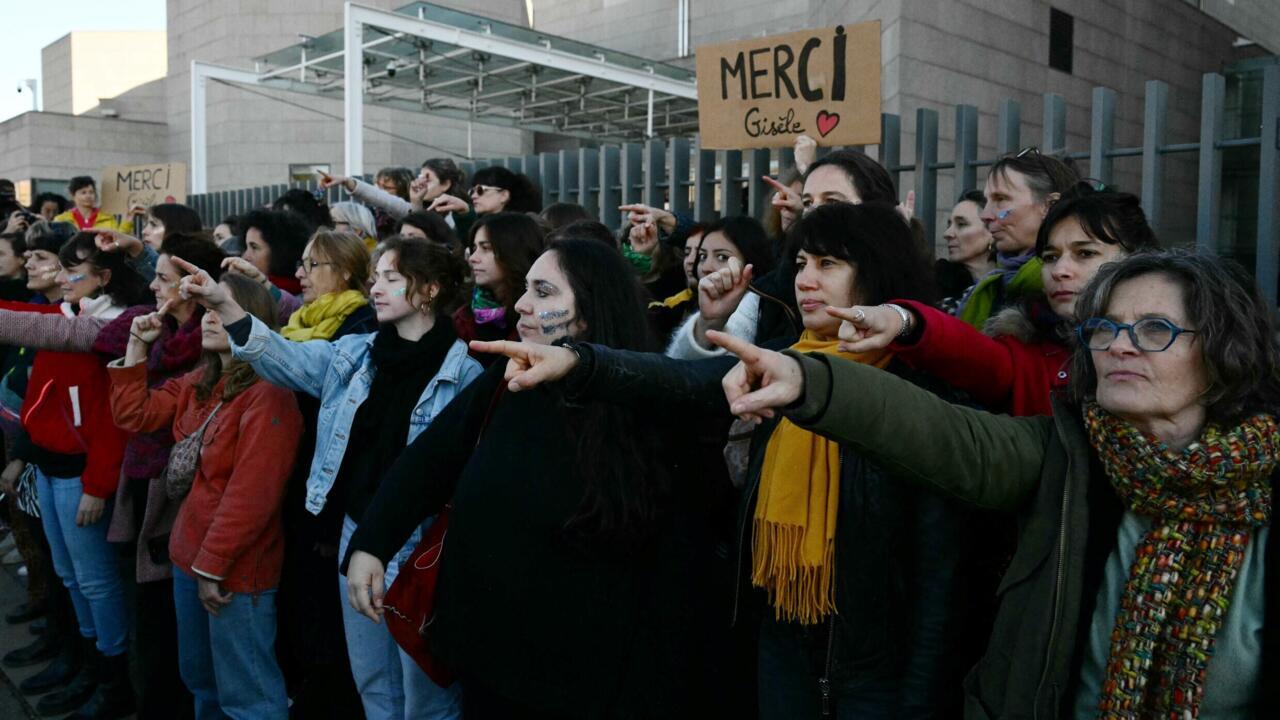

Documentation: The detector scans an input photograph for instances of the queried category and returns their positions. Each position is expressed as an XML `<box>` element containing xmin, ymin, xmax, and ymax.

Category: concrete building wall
<box><xmin>66</xmin><ymin>32</ymin><xmax>168</xmax><ymax>115</ymax></box>
<box><xmin>165</xmin><ymin>0</ymin><xmax>534</xmax><ymax>191</ymax></box>
<box><xmin>40</xmin><ymin>37</ymin><xmax>73</xmax><ymax>114</ymax></box>
<box><xmin>0</xmin><ymin>112</ymin><xmax>168</xmax><ymax>182</ymax></box>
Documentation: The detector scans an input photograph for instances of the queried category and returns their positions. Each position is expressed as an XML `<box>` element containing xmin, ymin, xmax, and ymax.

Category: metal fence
<box><xmin>190</xmin><ymin>67</ymin><xmax>1280</xmax><ymax>301</ymax></box>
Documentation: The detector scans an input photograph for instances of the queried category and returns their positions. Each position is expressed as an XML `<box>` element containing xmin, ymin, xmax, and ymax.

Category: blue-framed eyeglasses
<box><xmin>1077</xmin><ymin>317</ymin><xmax>1198</xmax><ymax>352</ymax></box>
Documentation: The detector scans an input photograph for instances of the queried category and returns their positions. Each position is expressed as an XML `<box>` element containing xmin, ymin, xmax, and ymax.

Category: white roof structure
<box><xmin>191</xmin><ymin>2</ymin><xmax>698</xmax><ymax>192</ymax></box>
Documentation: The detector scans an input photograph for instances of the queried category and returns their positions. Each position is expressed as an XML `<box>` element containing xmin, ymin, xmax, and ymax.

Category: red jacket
<box><xmin>108</xmin><ymin>363</ymin><xmax>302</xmax><ymax>594</ymax></box>
<box><xmin>18</xmin><ymin>301</ymin><xmax>131</xmax><ymax>498</ymax></box>
<box><xmin>891</xmin><ymin>301</ymin><xmax>1069</xmax><ymax>417</ymax></box>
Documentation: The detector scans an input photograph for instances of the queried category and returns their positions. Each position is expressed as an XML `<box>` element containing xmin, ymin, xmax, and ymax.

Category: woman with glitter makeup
<box><xmin>345</xmin><ymin>239</ymin><xmax>724</xmax><ymax>717</ymax></box>
<box><xmin>178</xmin><ymin>235</ymin><xmax>479</xmax><ymax>720</ymax></box>
<box><xmin>452</xmin><ymin>212</ymin><xmax>544</xmax><ymax>365</ymax></box>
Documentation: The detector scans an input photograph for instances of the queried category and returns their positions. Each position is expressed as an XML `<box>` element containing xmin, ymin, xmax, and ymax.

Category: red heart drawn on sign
<box><xmin>816</xmin><ymin>111</ymin><xmax>840</xmax><ymax>138</ymax></box>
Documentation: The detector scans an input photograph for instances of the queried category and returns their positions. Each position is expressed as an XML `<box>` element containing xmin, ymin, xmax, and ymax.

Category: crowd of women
<box><xmin>0</xmin><ymin>132</ymin><xmax>1272</xmax><ymax>720</ymax></box>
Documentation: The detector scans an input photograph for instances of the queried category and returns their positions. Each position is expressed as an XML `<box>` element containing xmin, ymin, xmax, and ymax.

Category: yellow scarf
<box><xmin>752</xmin><ymin>330</ymin><xmax>893</xmax><ymax>624</ymax></box>
<box><xmin>281</xmin><ymin>290</ymin><xmax>369</xmax><ymax>342</ymax></box>
<box><xmin>648</xmin><ymin>287</ymin><xmax>694</xmax><ymax>310</ymax></box>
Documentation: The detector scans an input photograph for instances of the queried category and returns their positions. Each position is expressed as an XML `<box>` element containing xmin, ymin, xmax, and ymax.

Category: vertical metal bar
<box><xmin>914</xmin><ymin>108</ymin><xmax>940</xmax><ymax>252</ymax></box>
<box><xmin>539</xmin><ymin>152</ymin><xmax>558</xmax><ymax>207</ymax></box>
<box><xmin>1089</xmin><ymin>86</ymin><xmax>1117</xmax><ymax>186</ymax></box>
<box><xmin>524</xmin><ymin>154</ymin><xmax>540</xmax><ymax>181</ymax></box>
<box><xmin>621</xmin><ymin>142</ymin><xmax>643</xmax><ymax>207</ymax></box>
<box><xmin>343</xmin><ymin>4</ymin><xmax>364</xmax><ymax>177</ymax></box>
<box><xmin>1043</xmin><ymin>93</ymin><xmax>1066</xmax><ymax>155</ymax></box>
<box><xmin>880</xmin><ymin>113</ymin><xmax>901</xmax><ymax>193</ymax></box>
<box><xmin>506</xmin><ymin>156</ymin><xmax>522</xmax><ymax>172</ymax></box>
<box><xmin>578</xmin><ymin>147</ymin><xmax>600</xmax><ymax>218</ymax></box>
<box><xmin>1256</xmin><ymin>65</ymin><xmax>1280</xmax><ymax>306</ymax></box>
<box><xmin>558</xmin><ymin>150</ymin><xmax>579</xmax><ymax>205</ymax></box>
<box><xmin>461</xmin><ymin>161</ymin><xmax>476</xmax><ymax>179</ymax></box>
<box><xmin>1196</xmin><ymin>73</ymin><xmax>1226</xmax><ymax>252</ymax></box>
<box><xmin>599</xmin><ymin>145</ymin><xmax>621</xmax><ymax>229</ymax></box>
<box><xmin>954</xmin><ymin>104</ymin><xmax>979</xmax><ymax>194</ymax></box>
<box><xmin>746</xmin><ymin>149</ymin><xmax>771</xmax><ymax>220</ymax></box>
<box><xmin>997</xmin><ymin>99</ymin><xmax>1021</xmax><ymax>156</ymax></box>
<box><xmin>668</xmin><ymin>137</ymin><xmax>691</xmax><ymax>217</ymax></box>
<box><xmin>720</xmin><ymin>150</ymin><xmax>744</xmax><ymax>218</ymax></box>
<box><xmin>190</xmin><ymin>63</ymin><xmax>208</xmax><ymax>194</ymax></box>
<box><xmin>694</xmin><ymin>144</ymin><xmax>717</xmax><ymax>221</ymax></box>
<box><xmin>644</xmin><ymin>138</ymin><xmax>665</xmax><ymax>207</ymax></box>
<box><xmin>779</xmin><ymin>146</ymin><xmax>796</xmax><ymax>172</ymax></box>
<box><xmin>1140</xmin><ymin>80</ymin><xmax>1168</xmax><ymax>236</ymax></box>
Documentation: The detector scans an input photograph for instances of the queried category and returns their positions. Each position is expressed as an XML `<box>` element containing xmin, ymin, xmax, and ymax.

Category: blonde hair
<box><xmin>308</xmin><ymin>229</ymin><xmax>370</xmax><ymax>292</ymax></box>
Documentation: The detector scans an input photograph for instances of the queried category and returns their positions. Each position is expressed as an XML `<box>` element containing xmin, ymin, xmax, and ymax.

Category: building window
<box><xmin>1049</xmin><ymin>8</ymin><xmax>1073</xmax><ymax>74</ymax></box>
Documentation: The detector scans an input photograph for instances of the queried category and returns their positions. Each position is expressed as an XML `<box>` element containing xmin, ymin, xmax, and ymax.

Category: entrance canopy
<box><xmin>191</xmin><ymin>2</ymin><xmax>698</xmax><ymax>191</ymax></box>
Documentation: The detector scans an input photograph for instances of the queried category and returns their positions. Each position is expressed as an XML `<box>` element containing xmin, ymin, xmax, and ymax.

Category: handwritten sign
<box><xmin>99</xmin><ymin>163</ymin><xmax>187</xmax><ymax>215</ymax></box>
<box><xmin>695</xmin><ymin>22</ymin><xmax>881</xmax><ymax>150</ymax></box>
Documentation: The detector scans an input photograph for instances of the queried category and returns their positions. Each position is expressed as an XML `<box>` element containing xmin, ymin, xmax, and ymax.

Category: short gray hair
<box><xmin>1070</xmin><ymin>249</ymin><xmax>1280</xmax><ymax>425</ymax></box>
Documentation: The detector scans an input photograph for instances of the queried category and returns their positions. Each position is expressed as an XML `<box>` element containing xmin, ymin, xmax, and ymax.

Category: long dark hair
<box><xmin>1035</xmin><ymin>183</ymin><xmax>1160</xmax><ymax>256</ymax></box>
<box><xmin>803</xmin><ymin>150</ymin><xmax>898</xmax><ymax>205</ymax></box>
<box><xmin>549</xmin><ymin>239</ymin><xmax>666</xmax><ymax>547</ymax></box>
<box><xmin>470</xmin><ymin>166</ymin><xmax>542</xmax><ymax>213</ymax></box>
<box><xmin>149</xmin><ymin>203</ymin><xmax>203</xmax><ymax>240</ymax></box>
<box><xmin>372</xmin><ymin>235</ymin><xmax>469</xmax><ymax>318</ymax></box>
<box><xmin>421</xmin><ymin>158</ymin><xmax>469</xmax><ymax>200</ymax></box>
<box><xmin>700</xmin><ymin>215</ymin><xmax>775</xmax><ymax>276</ymax></box>
<box><xmin>240</xmin><ymin>209</ymin><xmax>310</xmax><ymax>278</ymax></box>
<box><xmin>59</xmin><ymin>232</ymin><xmax>151</xmax><ymax>307</ymax></box>
<box><xmin>467</xmin><ymin>212</ymin><xmax>545</xmax><ymax>310</ymax></box>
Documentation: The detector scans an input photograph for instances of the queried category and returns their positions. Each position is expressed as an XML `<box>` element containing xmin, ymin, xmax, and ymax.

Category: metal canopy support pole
<box><xmin>1197</xmin><ymin>73</ymin><xmax>1226</xmax><ymax>252</ymax></box>
<box><xmin>190</xmin><ymin>62</ymin><xmax>262</xmax><ymax>194</ymax></box>
<box><xmin>1256</xmin><ymin>65</ymin><xmax>1280</xmax><ymax>306</ymax></box>
<box><xmin>343</xmin><ymin>2</ymin><xmax>365</xmax><ymax>178</ymax></box>
<box><xmin>1090</xmin><ymin>86</ymin><xmax>1117</xmax><ymax>187</ymax></box>
<box><xmin>646</xmin><ymin>88</ymin><xmax>655</xmax><ymax>138</ymax></box>
<box><xmin>669</xmin><ymin>137</ymin><xmax>691</xmax><ymax>216</ymax></box>
<box><xmin>1140</xmin><ymin>80</ymin><xmax>1168</xmax><ymax>236</ymax></box>
<box><xmin>880</xmin><ymin>114</ymin><xmax>901</xmax><ymax>193</ymax></box>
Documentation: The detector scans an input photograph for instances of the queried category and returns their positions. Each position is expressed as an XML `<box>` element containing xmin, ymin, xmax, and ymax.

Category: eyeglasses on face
<box><xmin>1076</xmin><ymin>317</ymin><xmax>1198</xmax><ymax>352</ymax></box>
<box><xmin>471</xmin><ymin>184</ymin><xmax>503</xmax><ymax>197</ymax></box>
<box><xmin>295</xmin><ymin>259</ymin><xmax>335</xmax><ymax>273</ymax></box>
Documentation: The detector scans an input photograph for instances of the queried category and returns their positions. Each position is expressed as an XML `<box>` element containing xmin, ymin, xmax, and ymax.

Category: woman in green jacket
<box><xmin>486</xmin><ymin>249</ymin><xmax>1279</xmax><ymax>719</ymax></box>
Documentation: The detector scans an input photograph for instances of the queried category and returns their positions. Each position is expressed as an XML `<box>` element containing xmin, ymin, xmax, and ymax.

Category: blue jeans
<box><xmin>34</xmin><ymin>467</ymin><xmax>128</xmax><ymax>656</ymax></box>
<box><xmin>757</xmin><ymin>617</ymin><xmax>898</xmax><ymax>720</ymax></box>
<box><xmin>339</xmin><ymin>515</ymin><xmax>461</xmax><ymax>720</ymax></box>
<box><xmin>172</xmin><ymin>568</ymin><xmax>287</xmax><ymax>720</ymax></box>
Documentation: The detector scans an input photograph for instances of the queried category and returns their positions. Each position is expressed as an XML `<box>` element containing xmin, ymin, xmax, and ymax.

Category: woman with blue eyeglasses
<box><xmin>678</xmin><ymin>247</ymin><xmax>1280</xmax><ymax>719</ymax></box>
<box><xmin>836</xmin><ymin>184</ymin><xmax>1158</xmax><ymax>418</ymax></box>
<box><xmin>176</xmin><ymin>235</ymin><xmax>480</xmax><ymax>720</ymax></box>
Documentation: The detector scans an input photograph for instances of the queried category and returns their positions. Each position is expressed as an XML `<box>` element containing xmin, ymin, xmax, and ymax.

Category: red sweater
<box><xmin>108</xmin><ymin>363</ymin><xmax>302</xmax><ymax>593</ymax></box>
<box><xmin>891</xmin><ymin>300</ymin><xmax>1069</xmax><ymax>418</ymax></box>
<box><xmin>17</xmin><ymin>302</ymin><xmax>130</xmax><ymax>498</ymax></box>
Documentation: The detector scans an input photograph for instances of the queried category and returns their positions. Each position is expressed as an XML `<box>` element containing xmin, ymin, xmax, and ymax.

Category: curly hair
<box><xmin>1070</xmin><ymin>249</ymin><xmax>1280</xmax><ymax>425</ymax></box>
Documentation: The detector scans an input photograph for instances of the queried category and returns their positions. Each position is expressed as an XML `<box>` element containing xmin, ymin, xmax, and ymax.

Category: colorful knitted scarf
<box><xmin>471</xmin><ymin>287</ymin><xmax>506</xmax><ymax>327</ymax></box>
<box><xmin>1083</xmin><ymin>402</ymin><xmax>1276</xmax><ymax>718</ymax></box>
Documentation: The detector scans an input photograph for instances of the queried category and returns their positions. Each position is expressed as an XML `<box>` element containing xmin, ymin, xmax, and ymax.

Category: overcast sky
<box><xmin>0</xmin><ymin>0</ymin><xmax>166</xmax><ymax>124</ymax></box>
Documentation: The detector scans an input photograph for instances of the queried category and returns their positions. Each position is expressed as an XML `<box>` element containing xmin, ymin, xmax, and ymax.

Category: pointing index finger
<box><xmin>169</xmin><ymin>256</ymin><xmax>201</xmax><ymax>276</ymax></box>
<box><xmin>706</xmin><ymin>329</ymin><xmax>762</xmax><ymax>364</ymax></box>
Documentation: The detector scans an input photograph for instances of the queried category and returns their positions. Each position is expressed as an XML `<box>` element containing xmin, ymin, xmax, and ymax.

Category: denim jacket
<box><xmin>229</xmin><ymin>314</ymin><xmax>483</xmax><ymax>516</ymax></box>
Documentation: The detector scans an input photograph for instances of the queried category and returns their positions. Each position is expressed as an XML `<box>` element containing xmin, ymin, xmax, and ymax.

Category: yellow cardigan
<box><xmin>53</xmin><ymin>208</ymin><xmax>120</xmax><ymax>232</ymax></box>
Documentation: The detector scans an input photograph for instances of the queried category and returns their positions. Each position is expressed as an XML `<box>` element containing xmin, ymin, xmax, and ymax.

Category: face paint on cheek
<box><xmin>537</xmin><ymin>308</ymin><xmax>573</xmax><ymax>335</ymax></box>
<box><xmin>392</xmin><ymin>287</ymin><xmax>407</xmax><ymax>297</ymax></box>
<box><xmin>996</xmin><ymin>209</ymin><xmax>1013</xmax><ymax>221</ymax></box>
<box><xmin>67</xmin><ymin>273</ymin><xmax>87</xmax><ymax>283</ymax></box>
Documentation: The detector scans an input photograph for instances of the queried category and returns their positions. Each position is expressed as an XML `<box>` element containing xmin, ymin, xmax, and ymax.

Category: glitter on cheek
<box><xmin>996</xmin><ymin>209</ymin><xmax>1013</xmax><ymax>221</ymax></box>
<box><xmin>537</xmin><ymin>309</ymin><xmax>570</xmax><ymax>321</ymax></box>
<box><xmin>67</xmin><ymin>273</ymin><xmax>87</xmax><ymax>283</ymax></box>
<box><xmin>391</xmin><ymin>287</ymin><xmax>407</xmax><ymax>296</ymax></box>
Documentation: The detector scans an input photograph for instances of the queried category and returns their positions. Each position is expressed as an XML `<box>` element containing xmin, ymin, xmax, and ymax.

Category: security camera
<box><xmin>386</xmin><ymin>61</ymin><xmax>397</xmax><ymax>78</ymax></box>
<box><xmin>16</xmin><ymin>84</ymin><xmax>25</xmax><ymax>93</ymax></box>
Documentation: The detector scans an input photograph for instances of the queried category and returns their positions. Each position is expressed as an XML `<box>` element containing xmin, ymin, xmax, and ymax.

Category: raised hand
<box><xmin>345</xmin><ymin>550</ymin><xmax>387</xmax><ymax>624</ymax></box>
<box><xmin>409</xmin><ymin>175</ymin><xmax>431</xmax><ymax>209</ymax></box>
<box><xmin>826</xmin><ymin>305</ymin><xmax>910</xmax><ymax>354</ymax></box>
<box><xmin>470</xmin><ymin>340</ymin><xmax>580</xmax><ymax>392</ymax></box>
<box><xmin>619</xmin><ymin>204</ymin><xmax>676</xmax><ymax>234</ymax></box>
<box><xmin>4</xmin><ymin>211</ymin><xmax>29</xmax><ymax>235</ymax></box>
<box><xmin>129</xmin><ymin>299</ymin><xmax>174</xmax><ymax>346</ymax></box>
<box><xmin>762</xmin><ymin>175</ymin><xmax>803</xmax><ymax>218</ymax></box>
<box><xmin>95</xmin><ymin>229</ymin><xmax>143</xmax><ymax>257</ymax></box>
<box><xmin>698</xmin><ymin>257</ymin><xmax>754</xmax><ymax>324</ymax></box>
<box><xmin>628</xmin><ymin>220</ymin><xmax>659</xmax><ymax>257</ymax></box>
<box><xmin>429</xmin><ymin>194</ymin><xmax>469</xmax><ymax>217</ymax></box>
<box><xmin>897</xmin><ymin>190</ymin><xmax>916</xmax><ymax>223</ymax></box>
<box><xmin>317</xmin><ymin>171</ymin><xmax>353</xmax><ymax>192</ymax></box>
<box><xmin>173</xmin><ymin>256</ymin><xmax>229</xmax><ymax>310</ymax></box>
<box><xmin>220</xmin><ymin>256</ymin><xmax>270</xmax><ymax>288</ymax></box>
<box><xmin>708</xmin><ymin>330</ymin><xmax>805</xmax><ymax>423</ymax></box>
<box><xmin>793</xmin><ymin>134</ymin><xmax>818</xmax><ymax>174</ymax></box>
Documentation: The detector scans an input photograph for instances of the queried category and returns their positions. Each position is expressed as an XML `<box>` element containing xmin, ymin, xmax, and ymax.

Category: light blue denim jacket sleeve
<box><xmin>228</xmin><ymin>314</ymin><xmax>343</xmax><ymax>398</ymax></box>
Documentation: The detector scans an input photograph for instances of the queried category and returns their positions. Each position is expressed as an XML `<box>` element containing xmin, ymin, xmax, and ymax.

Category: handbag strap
<box><xmin>191</xmin><ymin>401</ymin><xmax>224</xmax><ymax>437</ymax></box>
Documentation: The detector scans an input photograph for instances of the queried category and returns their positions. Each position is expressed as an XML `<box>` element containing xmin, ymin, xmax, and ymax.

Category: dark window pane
<box><xmin>1050</xmin><ymin>8</ymin><xmax>1074</xmax><ymax>74</ymax></box>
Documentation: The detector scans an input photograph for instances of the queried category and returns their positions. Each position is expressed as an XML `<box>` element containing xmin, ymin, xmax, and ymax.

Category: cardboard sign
<box><xmin>99</xmin><ymin>163</ymin><xmax>187</xmax><ymax>215</ymax></box>
<box><xmin>695</xmin><ymin>22</ymin><xmax>881</xmax><ymax>149</ymax></box>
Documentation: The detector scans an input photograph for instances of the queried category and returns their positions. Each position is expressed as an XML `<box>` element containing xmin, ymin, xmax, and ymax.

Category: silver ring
<box><xmin>852</xmin><ymin>308</ymin><xmax>866</xmax><ymax>323</ymax></box>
